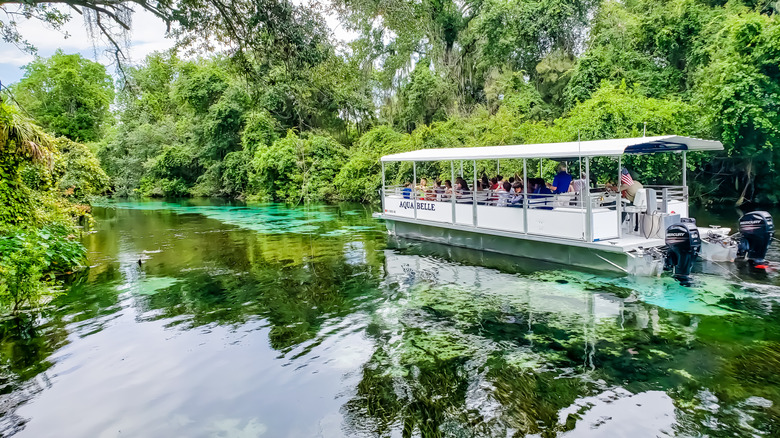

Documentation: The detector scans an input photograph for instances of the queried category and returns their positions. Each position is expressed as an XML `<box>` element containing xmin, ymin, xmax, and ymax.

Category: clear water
<box><xmin>2</xmin><ymin>200</ymin><xmax>780</xmax><ymax>437</ymax></box>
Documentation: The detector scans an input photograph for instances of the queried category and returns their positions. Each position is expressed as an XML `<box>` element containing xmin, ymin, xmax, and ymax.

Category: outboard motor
<box><xmin>665</xmin><ymin>222</ymin><xmax>702</xmax><ymax>285</ymax></box>
<box><xmin>737</xmin><ymin>211</ymin><xmax>774</xmax><ymax>267</ymax></box>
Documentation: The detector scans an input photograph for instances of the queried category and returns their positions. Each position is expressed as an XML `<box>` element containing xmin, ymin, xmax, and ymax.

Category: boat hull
<box><xmin>382</xmin><ymin>216</ymin><xmax>663</xmax><ymax>276</ymax></box>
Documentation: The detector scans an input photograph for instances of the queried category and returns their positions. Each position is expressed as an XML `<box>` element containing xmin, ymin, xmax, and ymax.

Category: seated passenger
<box><xmin>617</xmin><ymin>167</ymin><xmax>643</xmax><ymax>203</ymax></box>
<box><xmin>509</xmin><ymin>182</ymin><xmax>524</xmax><ymax>207</ymax></box>
<box><xmin>530</xmin><ymin>178</ymin><xmax>553</xmax><ymax>209</ymax></box>
<box><xmin>481</xmin><ymin>175</ymin><xmax>490</xmax><ymax>190</ymax></box>
<box><xmin>571</xmin><ymin>172</ymin><xmax>588</xmax><ymax>193</ymax></box>
<box><xmin>418</xmin><ymin>178</ymin><xmax>431</xmax><ymax>200</ymax></box>
<box><xmin>551</xmin><ymin>162</ymin><xmax>573</xmax><ymax>194</ymax></box>
<box><xmin>455</xmin><ymin>178</ymin><xmax>471</xmax><ymax>202</ymax></box>
<box><xmin>401</xmin><ymin>182</ymin><xmax>413</xmax><ymax>199</ymax></box>
<box><xmin>434</xmin><ymin>180</ymin><xmax>445</xmax><ymax>201</ymax></box>
<box><xmin>497</xmin><ymin>181</ymin><xmax>512</xmax><ymax>207</ymax></box>
<box><xmin>443</xmin><ymin>180</ymin><xmax>453</xmax><ymax>200</ymax></box>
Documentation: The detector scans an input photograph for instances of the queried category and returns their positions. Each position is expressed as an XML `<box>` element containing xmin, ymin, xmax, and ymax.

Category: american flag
<box><xmin>621</xmin><ymin>167</ymin><xmax>634</xmax><ymax>186</ymax></box>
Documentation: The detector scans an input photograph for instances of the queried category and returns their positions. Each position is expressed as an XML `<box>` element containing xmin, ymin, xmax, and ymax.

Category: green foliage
<box><xmin>251</xmin><ymin>131</ymin><xmax>348</xmax><ymax>203</ymax></box>
<box><xmin>221</xmin><ymin>150</ymin><xmax>252</xmax><ymax>197</ymax></box>
<box><xmin>391</xmin><ymin>63</ymin><xmax>455</xmax><ymax>132</ymax></box>
<box><xmin>52</xmin><ymin>138</ymin><xmax>110</xmax><ymax>200</ymax></box>
<box><xmin>693</xmin><ymin>8</ymin><xmax>780</xmax><ymax>204</ymax></box>
<box><xmin>139</xmin><ymin>145</ymin><xmax>200</xmax><ymax>197</ymax></box>
<box><xmin>12</xmin><ymin>50</ymin><xmax>114</xmax><ymax>142</ymax></box>
<box><xmin>335</xmin><ymin>126</ymin><xmax>407</xmax><ymax>202</ymax></box>
<box><xmin>241</xmin><ymin>111</ymin><xmax>279</xmax><ymax>153</ymax></box>
<box><xmin>0</xmin><ymin>103</ymin><xmax>89</xmax><ymax>315</ymax></box>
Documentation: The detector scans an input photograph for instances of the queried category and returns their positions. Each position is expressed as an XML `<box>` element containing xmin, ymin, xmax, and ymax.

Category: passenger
<box><xmin>402</xmin><ymin>181</ymin><xmax>413</xmax><ymax>199</ymax></box>
<box><xmin>418</xmin><ymin>178</ymin><xmax>430</xmax><ymax>200</ymax></box>
<box><xmin>508</xmin><ymin>177</ymin><xmax>515</xmax><ymax>184</ymax></box>
<box><xmin>509</xmin><ymin>181</ymin><xmax>524</xmax><ymax>207</ymax></box>
<box><xmin>443</xmin><ymin>180</ymin><xmax>453</xmax><ymax>200</ymax></box>
<box><xmin>571</xmin><ymin>172</ymin><xmax>588</xmax><ymax>193</ymax></box>
<box><xmin>551</xmin><ymin>162</ymin><xmax>573</xmax><ymax>194</ymax></box>
<box><xmin>617</xmin><ymin>167</ymin><xmax>643</xmax><ymax>203</ymax></box>
<box><xmin>490</xmin><ymin>177</ymin><xmax>499</xmax><ymax>190</ymax></box>
<box><xmin>530</xmin><ymin>178</ymin><xmax>553</xmax><ymax>209</ymax></box>
<box><xmin>497</xmin><ymin>181</ymin><xmax>512</xmax><ymax>207</ymax></box>
<box><xmin>455</xmin><ymin>178</ymin><xmax>471</xmax><ymax>203</ymax></box>
<box><xmin>434</xmin><ymin>180</ymin><xmax>445</xmax><ymax>201</ymax></box>
<box><xmin>481</xmin><ymin>175</ymin><xmax>490</xmax><ymax>190</ymax></box>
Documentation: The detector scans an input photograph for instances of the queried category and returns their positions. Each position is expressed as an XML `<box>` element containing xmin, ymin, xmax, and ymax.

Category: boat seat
<box><xmin>623</xmin><ymin>189</ymin><xmax>648</xmax><ymax>213</ymax></box>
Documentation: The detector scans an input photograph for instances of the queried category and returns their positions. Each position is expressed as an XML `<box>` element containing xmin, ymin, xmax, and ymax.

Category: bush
<box><xmin>0</xmin><ymin>225</ymin><xmax>85</xmax><ymax>314</ymax></box>
<box><xmin>250</xmin><ymin>131</ymin><xmax>348</xmax><ymax>203</ymax></box>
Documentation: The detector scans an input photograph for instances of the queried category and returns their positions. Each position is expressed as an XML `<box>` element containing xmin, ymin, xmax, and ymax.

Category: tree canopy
<box><xmin>2</xmin><ymin>0</ymin><xmax>780</xmax><ymax>205</ymax></box>
<box><xmin>11</xmin><ymin>50</ymin><xmax>114</xmax><ymax>142</ymax></box>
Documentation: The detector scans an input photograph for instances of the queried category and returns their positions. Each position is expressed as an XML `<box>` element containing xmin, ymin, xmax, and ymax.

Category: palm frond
<box><xmin>0</xmin><ymin>104</ymin><xmax>53</xmax><ymax>164</ymax></box>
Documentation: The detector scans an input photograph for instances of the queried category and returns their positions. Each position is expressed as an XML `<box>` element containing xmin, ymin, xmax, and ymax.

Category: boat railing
<box><xmin>643</xmin><ymin>185</ymin><xmax>688</xmax><ymax>215</ymax></box>
<box><xmin>381</xmin><ymin>185</ymin><xmax>623</xmax><ymax>242</ymax></box>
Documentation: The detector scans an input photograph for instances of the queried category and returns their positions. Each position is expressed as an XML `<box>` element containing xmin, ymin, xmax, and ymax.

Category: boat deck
<box><xmin>591</xmin><ymin>235</ymin><xmax>665</xmax><ymax>252</ymax></box>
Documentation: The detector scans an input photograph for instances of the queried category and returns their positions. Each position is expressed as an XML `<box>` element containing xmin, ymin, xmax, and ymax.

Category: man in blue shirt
<box><xmin>551</xmin><ymin>162</ymin><xmax>572</xmax><ymax>194</ymax></box>
<box><xmin>401</xmin><ymin>182</ymin><xmax>412</xmax><ymax>199</ymax></box>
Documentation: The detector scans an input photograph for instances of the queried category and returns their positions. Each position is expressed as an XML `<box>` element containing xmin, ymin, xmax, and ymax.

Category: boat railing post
<box><xmin>585</xmin><ymin>156</ymin><xmax>592</xmax><ymax>242</ymax></box>
<box><xmin>617</xmin><ymin>155</ymin><xmax>622</xmax><ymax>238</ymax></box>
<box><xmin>523</xmin><ymin>158</ymin><xmax>528</xmax><ymax>234</ymax></box>
<box><xmin>381</xmin><ymin>161</ymin><xmax>386</xmax><ymax>213</ymax></box>
<box><xmin>472</xmin><ymin>160</ymin><xmax>478</xmax><ymax>227</ymax></box>
<box><xmin>662</xmin><ymin>187</ymin><xmax>669</xmax><ymax>214</ymax></box>
<box><xmin>682</xmin><ymin>150</ymin><xmax>688</xmax><ymax>203</ymax></box>
<box><xmin>451</xmin><ymin>160</ymin><xmax>456</xmax><ymax>224</ymax></box>
<box><xmin>412</xmin><ymin>161</ymin><xmax>418</xmax><ymax>220</ymax></box>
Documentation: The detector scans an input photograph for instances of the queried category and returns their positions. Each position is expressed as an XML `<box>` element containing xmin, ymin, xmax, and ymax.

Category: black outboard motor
<box><xmin>665</xmin><ymin>222</ymin><xmax>701</xmax><ymax>285</ymax></box>
<box><xmin>737</xmin><ymin>211</ymin><xmax>774</xmax><ymax>267</ymax></box>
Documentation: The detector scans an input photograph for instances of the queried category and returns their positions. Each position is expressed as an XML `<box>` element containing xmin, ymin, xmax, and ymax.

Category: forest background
<box><xmin>1</xmin><ymin>0</ymin><xmax>780</xmax><ymax>313</ymax></box>
<box><xmin>4</xmin><ymin>0</ymin><xmax>780</xmax><ymax>207</ymax></box>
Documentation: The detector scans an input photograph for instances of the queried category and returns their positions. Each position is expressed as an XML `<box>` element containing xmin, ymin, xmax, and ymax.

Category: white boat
<box><xmin>373</xmin><ymin>135</ymin><xmax>772</xmax><ymax>281</ymax></box>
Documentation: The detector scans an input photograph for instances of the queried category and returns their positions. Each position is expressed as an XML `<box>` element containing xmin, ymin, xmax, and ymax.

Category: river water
<box><xmin>2</xmin><ymin>200</ymin><xmax>780</xmax><ymax>437</ymax></box>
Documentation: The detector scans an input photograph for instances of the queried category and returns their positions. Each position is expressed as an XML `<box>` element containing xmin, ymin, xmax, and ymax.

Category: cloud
<box><xmin>0</xmin><ymin>2</ymin><xmax>357</xmax><ymax>85</ymax></box>
<box><xmin>0</xmin><ymin>7</ymin><xmax>174</xmax><ymax>84</ymax></box>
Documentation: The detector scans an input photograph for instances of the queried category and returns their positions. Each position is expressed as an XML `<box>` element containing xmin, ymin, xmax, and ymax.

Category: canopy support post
<box><xmin>585</xmin><ymin>157</ymin><xmax>592</xmax><ymax>242</ymax></box>
<box><xmin>497</xmin><ymin>159</ymin><xmax>500</xmax><ymax>175</ymax></box>
<box><xmin>451</xmin><ymin>161</ymin><xmax>456</xmax><ymax>224</ymax></box>
<box><xmin>381</xmin><ymin>161</ymin><xmax>386</xmax><ymax>213</ymax></box>
<box><xmin>523</xmin><ymin>158</ymin><xmax>528</xmax><ymax>234</ymax></box>
<box><xmin>412</xmin><ymin>161</ymin><xmax>418</xmax><ymax>220</ymax></box>
<box><xmin>682</xmin><ymin>150</ymin><xmax>688</xmax><ymax>200</ymax></box>
<box><xmin>617</xmin><ymin>155</ymin><xmax>622</xmax><ymax>238</ymax></box>
<box><xmin>473</xmin><ymin>160</ymin><xmax>478</xmax><ymax>227</ymax></box>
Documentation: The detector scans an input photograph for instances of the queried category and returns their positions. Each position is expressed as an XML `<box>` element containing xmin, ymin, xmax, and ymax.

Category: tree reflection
<box><xmin>341</xmin><ymin>250</ymin><xmax>780</xmax><ymax>437</ymax></box>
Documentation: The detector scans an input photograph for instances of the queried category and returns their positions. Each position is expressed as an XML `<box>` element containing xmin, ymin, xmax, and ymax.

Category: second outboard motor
<box><xmin>665</xmin><ymin>222</ymin><xmax>702</xmax><ymax>285</ymax></box>
<box><xmin>738</xmin><ymin>211</ymin><xmax>774</xmax><ymax>267</ymax></box>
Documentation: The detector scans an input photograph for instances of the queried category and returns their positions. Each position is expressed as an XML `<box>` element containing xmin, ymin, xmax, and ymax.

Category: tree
<box><xmin>2</xmin><ymin>0</ymin><xmax>335</xmax><ymax>78</ymax></box>
<box><xmin>12</xmin><ymin>50</ymin><xmax>114</xmax><ymax>142</ymax></box>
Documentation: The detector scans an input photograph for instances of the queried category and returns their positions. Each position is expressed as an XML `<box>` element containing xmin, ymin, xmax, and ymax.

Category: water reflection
<box><xmin>0</xmin><ymin>201</ymin><xmax>778</xmax><ymax>437</ymax></box>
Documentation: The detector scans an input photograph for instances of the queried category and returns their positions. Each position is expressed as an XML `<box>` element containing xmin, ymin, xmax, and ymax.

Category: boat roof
<box><xmin>380</xmin><ymin>135</ymin><xmax>723</xmax><ymax>162</ymax></box>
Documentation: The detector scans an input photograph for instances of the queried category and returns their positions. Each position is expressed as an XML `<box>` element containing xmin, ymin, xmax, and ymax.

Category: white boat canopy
<box><xmin>380</xmin><ymin>135</ymin><xmax>723</xmax><ymax>162</ymax></box>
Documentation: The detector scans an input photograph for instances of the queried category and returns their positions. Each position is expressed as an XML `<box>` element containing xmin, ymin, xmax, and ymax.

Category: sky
<box><xmin>0</xmin><ymin>8</ymin><xmax>176</xmax><ymax>85</ymax></box>
<box><xmin>0</xmin><ymin>4</ymin><xmax>355</xmax><ymax>86</ymax></box>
